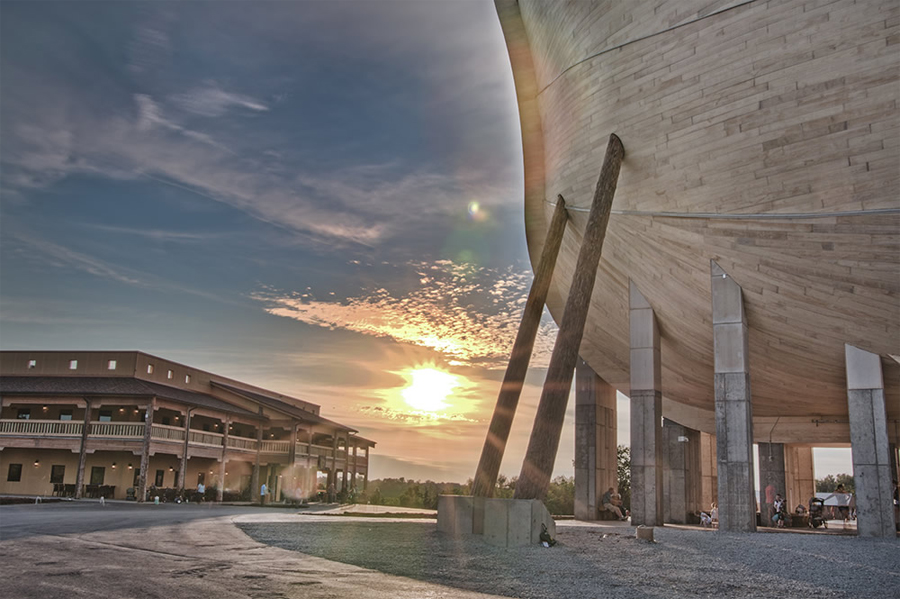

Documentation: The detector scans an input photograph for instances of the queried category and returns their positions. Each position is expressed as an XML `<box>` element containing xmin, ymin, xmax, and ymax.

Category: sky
<box><xmin>0</xmin><ymin>0</ymin><xmax>849</xmax><ymax>484</ymax></box>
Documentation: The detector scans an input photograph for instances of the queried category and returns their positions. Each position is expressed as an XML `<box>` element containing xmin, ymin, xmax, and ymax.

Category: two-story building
<box><xmin>0</xmin><ymin>351</ymin><xmax>374</xmax><ymax>502</ymax></box>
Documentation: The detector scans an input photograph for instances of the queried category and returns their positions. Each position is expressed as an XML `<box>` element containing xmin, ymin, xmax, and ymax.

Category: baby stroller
<box><xmin>808</xmin><ymin>497</ymin><xmax>827</xmax><ymax>528</ymax></box>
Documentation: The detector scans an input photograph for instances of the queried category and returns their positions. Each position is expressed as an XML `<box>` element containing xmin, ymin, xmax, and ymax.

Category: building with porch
<box><xmin>0</xmin><ymin>350</ymin><xmax>374</xmax><ymax>502</ymax></box>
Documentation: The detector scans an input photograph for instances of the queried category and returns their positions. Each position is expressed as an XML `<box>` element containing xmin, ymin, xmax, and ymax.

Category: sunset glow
<box><xmin>400</xmin><ymin>367</ymin><xmax>460</xmax><ymax>412</ymax></box>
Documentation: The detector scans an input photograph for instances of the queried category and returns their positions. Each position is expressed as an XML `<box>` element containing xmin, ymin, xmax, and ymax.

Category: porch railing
<box><xmin>0</xmin><ymin>419</ymin><xmax>83</xmax><ymax>436</ymax></box>
<box><xmin>226</xmin><ymin>436</ymin><xmax>258</xmax><ymax>451</ymax></box>
<box><xmin>189</xmin><ymin>430</ymin><xmax>224</xmax><ymax>447</ymax></box>
<box><xmin>89</xmin><ymin>421</ymin><xmax>144</xmax><ymax>438</ymax></box>
<box><xmin>151</xmin><ymin>423</ymin><xmax>186</xmax><ymax>442</ymax></box>
<box><xmin>260</xmin><ymin>440</ymin><xmax>291</xmax><ymax>454</ymax></box>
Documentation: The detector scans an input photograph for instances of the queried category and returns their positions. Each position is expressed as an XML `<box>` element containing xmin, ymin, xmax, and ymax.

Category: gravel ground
<box><xmin>239</xmin><ymin>519</ymin><xmax>900</xmax><ymax>599</ymax></box>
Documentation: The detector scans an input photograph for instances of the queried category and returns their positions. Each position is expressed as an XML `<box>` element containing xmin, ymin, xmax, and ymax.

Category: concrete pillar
<box><xmin>711</xmin><ymin>260</ymin><xmax>756</xmax><ymax>532</ymax></box>
<box><xmin>251</xmin><ymin>409</ymin><xmax>263</xmax><ymax>504</ymax></box>
<box><xmin>784</xmin><ymin>445</ymin><xmax>815</xmax><ymax>513</ymax></box>
<box><xmin>845</xmin><ymin>344</ymin><xmax>895</xmax><ymax>537</ymax></box>
<box><xmin>351</xmin><ymin>440</ymin><xmax>359</xmax><ymax>491</ymax></box>
<box><xmin>757</xmin><ymin>442</ymin><xmax>786</xmax><ymax>527</ymax></box>
<box><xmin>574</xmin><ymin>358</ymin><xmax>617</xmax><ymax>520</ymax></box>
<box><xmin>662</xmin><ymin>419</ymin><xmax>702</xmax><ymax>524</ymax></box>
<box><xmin>629</xmin><ymin>280</ymin><xmax>663</xmax><ymax>527</ymax></box>
<box><xmin>700</xmin><ymin>432</ymin><xmax>718</xmax><ymax>511</ymax></box>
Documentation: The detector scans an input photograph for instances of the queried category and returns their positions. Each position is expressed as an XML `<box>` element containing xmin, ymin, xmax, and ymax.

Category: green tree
<box><xmin>544</xmin><ymin>476</ymin><xmax>575</xmax><ymax>515</ymax></box>
<box><xmin>815</xmin><ymin>473</ymin><xmax>854</xmax><ymax>493</ymax></box>
<box><xmin>617</xmin><ymin>445</ymin><xmax>631</xmax><ymax>511</ymax></box>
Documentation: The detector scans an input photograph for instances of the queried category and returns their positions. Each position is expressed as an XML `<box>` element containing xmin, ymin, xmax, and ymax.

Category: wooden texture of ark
<box><xmin>516</xmin><ymin>133</ymin><xmax>625</xmax><ymax>501</ymax></box>
<box><xmin>471</xmin><ymin>196</ymin><xmax>569</xmax><ymax>497</ymax></box>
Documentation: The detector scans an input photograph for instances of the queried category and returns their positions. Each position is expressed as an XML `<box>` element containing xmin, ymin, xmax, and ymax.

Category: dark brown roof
<box><xmin>0</xmin><ymin>376</ymin><xmax>263</xmax><ymax>420</ymax></box>
<box><xmin>210</xmin><ymin>380</ymin><xmax>355</xmax><ymax>432</ymax></box>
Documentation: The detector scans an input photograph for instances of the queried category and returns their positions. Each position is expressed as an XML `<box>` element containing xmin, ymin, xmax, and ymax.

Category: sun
<box><xmin>400</xmin><ymin>368</ymin><xmax>460</xmax><ymax>412</ymax></box>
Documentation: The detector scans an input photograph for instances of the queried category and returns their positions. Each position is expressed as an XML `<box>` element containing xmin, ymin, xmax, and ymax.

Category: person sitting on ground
<box><xmin>601</xmin><ymin>487</ymin><xmax>626</xmax><ymax>520</ymax></box>
<box><xmin>699</xmin><ymin>510</ymin><xmax>712</xmax><ymax>527</ymax></box>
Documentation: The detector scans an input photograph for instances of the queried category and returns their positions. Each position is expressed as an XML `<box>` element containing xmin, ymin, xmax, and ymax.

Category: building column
<box><xmin>629</xmin><ymin>280</ymin><xmax>663</xmax><ymax>526</ymax></box>
<box><xmin>138</xmin><ymin>397</ymin><xmax>156</xmax><ymax>503</ymax></box>
<box><xmin>177</xmin><ymin>408</ymin><xmax>193</xmax><ymax>491</ymax></box>
<box><xmin>700</xmin><ymin>432</ymin><xmax>718</xmax><ymax>511</ymax></box>
<box><xmin>711</xmin><ymin>260</ymin><xmax>756</xmax><ymax>532</ymax></box>
<box><xmin>251</xmin><ymin>409</ymin><xmax>263</xmax><ymax>504</ymax></box>
<box><xmin>757</xmin><ymin>442</ymin><xmax>786</xmax><ymax>527</ymax></box>
<box><xmin>845</xmin><ymin>344</ymin><xmax>895</xmax><ymax>537</ymax></box>
<box><xmin>662</xmin><ymin>419</ymin><xmax>701</xmax><ymax>524</ymax></box>
<box><xmin>341</xmin><ymin>438</ymin><xmax>349</xmax><ymax>492</ymax></box>
<box><xmin>574</xmin><ymin>358</ymin><xmax>617</xmax><ymax>520</ymax></box>
<box><xmin>217</xmin><ymin>417</ymin><xmax>231</xmax><ymax>502</ymax></box>
<box><xmin>351</xmin><ymin>440</ymin><xmax>359</xmax><ymax>491</ymax></box>
<box><xmin>784</xmin><ymin>445</ymin><xmax>815</xmax><ymax>513</ymax></box>
<box><xmin>74</xmin><ymin>398</ymin><xmax>92</xmax><ymax>500</ymax></box>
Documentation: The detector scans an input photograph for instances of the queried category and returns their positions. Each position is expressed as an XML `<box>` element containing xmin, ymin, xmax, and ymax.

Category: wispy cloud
<box><xmin>253</xmin><ymin>260</ymin><xmax>557</xmax><ymax>369</ymax></box>
<box><xmin>170</xmin><ymin>82</ymin><xmax>269</xmax><ymax>117</ymax></box>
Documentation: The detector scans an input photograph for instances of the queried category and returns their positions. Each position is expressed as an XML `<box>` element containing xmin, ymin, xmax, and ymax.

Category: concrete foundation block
<box><xmin>635</xmin><ymin>525</ymin><xmax>654</xmax><ymax>542</ymax></box>
<box><xmin>483</xmin><ymin>498</ymin><xmax>555</xmax><ymax>548</ymax></box>
<box><xmin>437</xmin><ymin>495</ymin><xmax>474</xmax><ymax>535</ymax></box>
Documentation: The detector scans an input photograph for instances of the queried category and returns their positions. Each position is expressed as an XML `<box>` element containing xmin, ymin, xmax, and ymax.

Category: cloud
<box><xmin>253</xmin><ymin>259</ymin><xmax>558</xmax><ymax>369</ymax></box>
<box><xmin>170</xmin><ymin>82</ymin><xmax>269</xmax><ymax>117</ymax></box>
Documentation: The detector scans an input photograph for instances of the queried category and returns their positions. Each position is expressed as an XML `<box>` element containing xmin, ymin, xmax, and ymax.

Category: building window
<box><xmin>27</xmin><ymin>359</ymin><xmax>37</xmax><ymax>369</ymax></box>
<box><xmin>184</xmin><ymin>374</ymin><xmax>191</xmax><ymax>384</ymax></box>
<box><xmin>147</xmin><ymin>364</ymin><xmax>154</xmax><ymax>374</ymax></box>
<box><xmin>90</xmin><ymin>466</ymin><xmax>105</xmax><ymax>486</ymax></box>
<box><xmin>50</xmin><ymin>465</ymin><xmax>65</xmax><ymax>484</ymax></box>
<box><xmin>167</xmin><ymin>369</ymin><xmax>173</xmax><ymax>380</ymax></box>
<box><xmin>59</xmin><ymin>410</ymin><xmax>73</xmax><ymax>421</ymax></box>
<box><xmin>98</xmin><ymin>410</ymin><xmax>112</xmax><ymax>422</ymax></box>
<box><xmin>16</xmin><ymin>409</ymin><xmax>30</xmax><ymax>420</ymax></box>
<box><xmin>107</xmin><ymin>360</ymin><xmax>117</xmax><ymax>370</ymax></box>
<box><xmin>203</xmin><ymin>423</ymin><xmax>211</xmax><ymax>432</ymax></box>
<box><xmin>7</xmin><ymin>464</ymin><xmax>22</xmax><ymax>482</ymax></box>
<box><xmin>155</xmin><ymin>470</ymin><xmax>165</xmax><ymax>487</ymax></box>
<box><xmin>69</xmin><ymin>359</ymin><xmax>78</xmax><ymax>370</ymax></box>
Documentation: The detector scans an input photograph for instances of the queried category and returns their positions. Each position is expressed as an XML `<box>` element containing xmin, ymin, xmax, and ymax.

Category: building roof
<box><xmin>0</xmin><ymin>376</ymin><xmax>263</xmax><ymax>420</ymax></box>
<box><xmin>209</xmin><ymin>380</ymin><xmax>356</xmax><ymax>432</ymax></box>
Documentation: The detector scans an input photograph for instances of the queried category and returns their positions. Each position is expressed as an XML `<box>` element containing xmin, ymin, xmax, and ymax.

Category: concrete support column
<box><xmin>845</xmin><ymin>344</ymin><xmax>895</xmax><ymax>537</ymax></box>
<box><xmin>757</xmin><ymin>442</ymin><xmax>786</xmax><ymax>527</ymax></box>
<box><xmin>711</xmin><ymin>260</ymin><xmax>756</xmax><ymax>532</ymax></box>
<box><xmin>74</xmin><ymin>398</ymin><xmax>92</xmax><ymax>500</ymax></box>
<box><xmin>662</xmin><ymin>419</ymin><xmax>701</xmax><ymax>524</ymax></box>
<box><xmin>351</xmin><ymin>441</ymin><xmax>359</xmax><ymax>491</ymax></box>
<box><xmin>700</xmin><ymin>432</ymin><xmax>718</xmax><ymax>511</ymax></box>
<box><xmin>784</xmin><ymin>445</ymin><xmax>815</xmax><ymax>513</ymax></box>
<box><xmin>574</xmin><ymin>358</ymin><xmax>617</xmax><ymax>520</ymax></box>
<box><xmin>629</xmin><ymin>280</ymin><xmax>663</xmax><ymax>527</ymax></box>
<box><xmin>341</xmin><ymin>439</ymin><xmax>349</xmax><ymax>492</ymax></box>
<box><xmin>138</xmin><ymin>398</ymin><xmax>156</xmax><ymax>503</ymax></box>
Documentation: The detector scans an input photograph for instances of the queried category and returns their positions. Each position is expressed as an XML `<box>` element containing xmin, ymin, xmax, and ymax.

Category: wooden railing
<box><xmin>226</xmin><ymin>436</ymin><xmax>258</xmax><ymax>451</ymax></box>
<box><xmin>0</xmin><ymin>419</ymin><xmax>83</xmax><ymax>436</ymax></box>
<box><xmin>0</xmin><ymin>421</ymin><xmax>365</xmax><ymax>466</ymax></box>
<box><xmin>189</xmin><ymin>430</ymin><xmax>224</xmax><ymax>447</ymax></box>
<box><xmin>89</xmin><ymin>421</ymin><xmax>144</xmax><ymax>438</ymax></box>
<box><xmin>151</xmin><ymin>423</ymin><xmax>185</xmax><ymax>442</ymax></box>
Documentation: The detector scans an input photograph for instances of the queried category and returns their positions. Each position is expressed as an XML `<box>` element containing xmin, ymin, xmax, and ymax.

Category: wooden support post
<box><xmin>138</xmin><ymin>398</ymin><xmax>156</xmax><ymax>502</ymax></box>
<box><xmin>472</xmin><ymin>196</ymin><xmax>570</xmax><ymax>497</ymax></box>
<box><xmin>74</xmin><ymin>398</ymin><xmax>92</xmax><ymax>500</ymax></box>
<box><xmin>178</xmin><ymin>408</ymin><xmax>192</xmax><ymax>491</ymax></box>
<box><xmin>515</xmin><ymin>134</ymin><xmax>625</xmax><ymax>501</ymax></box>
<box><xmin>251</xmin><ymin>408</ymin><xmax>263</xmax><ymax>504</ymax></box>
<box><xmin>218</xmin><ymin>416</ymin><xmax>231</xmax><ymax>502</ymax></box>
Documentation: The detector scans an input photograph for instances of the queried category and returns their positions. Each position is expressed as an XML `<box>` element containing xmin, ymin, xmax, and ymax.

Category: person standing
<box><xmin>260</xmin><ymin>482</ymin><xmax>267</xmax><ymax>505</ymax></box>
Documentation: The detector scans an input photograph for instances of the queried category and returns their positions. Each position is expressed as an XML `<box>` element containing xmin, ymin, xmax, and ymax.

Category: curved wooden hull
<box><xmin>497</xmin><ymin>0</ymin><xmax>899</xmax><ymax>429</ymax></box>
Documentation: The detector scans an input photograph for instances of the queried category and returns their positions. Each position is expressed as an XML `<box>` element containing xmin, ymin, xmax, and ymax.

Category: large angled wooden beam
<box><xmin>472</xmin><ymin>196</ymin><xmax>569</xmax><ymax>497</ymax></box>
<box><xmin>515</xmin><ymin>133</ymin><xmax>625</xmax><ymax>501</ymax></box>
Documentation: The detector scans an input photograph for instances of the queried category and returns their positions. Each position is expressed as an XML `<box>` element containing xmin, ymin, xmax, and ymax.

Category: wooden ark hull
<box><xmin>496</xmin><ymin>0</ymin><xmax>899</xmax><ymax>440</ymax></box>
